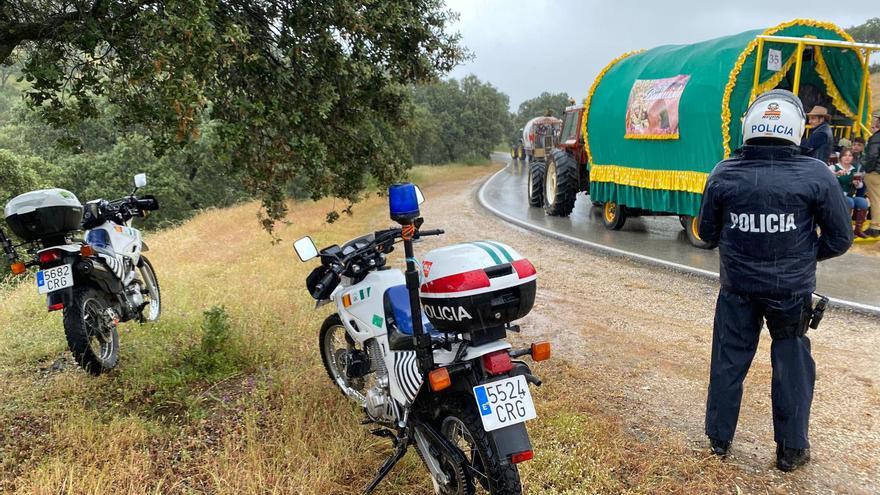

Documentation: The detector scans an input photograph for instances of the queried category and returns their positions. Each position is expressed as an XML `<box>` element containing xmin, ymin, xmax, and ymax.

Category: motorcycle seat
<box><xmin>384</xmin><ymin>285</ymin><xmax>442</xmax><ymax>351</ymax></box>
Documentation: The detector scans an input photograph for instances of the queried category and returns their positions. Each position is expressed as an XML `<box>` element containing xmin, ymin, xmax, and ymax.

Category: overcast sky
<box><xmin>444</xmin><ymin>0</ymin><xmax>877</xmax><ymax>110</ymax></box>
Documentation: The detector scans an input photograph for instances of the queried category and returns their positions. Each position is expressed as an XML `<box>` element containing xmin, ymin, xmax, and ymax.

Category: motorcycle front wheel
<box><xmin>137</xmin><ymin>255</ymin><xmax>161</xmax><ymax>323</ymax></box>
<box><xmin>438</xmin><ymin>401</ymin><xmax>522</xmax><ymax>495</ymax></box>
<box><xmin>319</xmin><ymin>314</ymin><xmax>369</xmax><ymax>402</ymax></box>
<box><xmin>63</xmin><ymin>286</ymin><xmax>120</xmax><ymax>375</ymax></box>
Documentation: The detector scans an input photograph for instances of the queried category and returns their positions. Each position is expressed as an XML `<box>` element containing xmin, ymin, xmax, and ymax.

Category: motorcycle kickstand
<box><xmin>363</xmin><ymin>428</ymin><xmax>411</xmax><ymax>495</ymax></box>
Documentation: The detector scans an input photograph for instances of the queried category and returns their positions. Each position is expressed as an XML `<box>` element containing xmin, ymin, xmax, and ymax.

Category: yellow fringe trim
<box><xmin>812</xmin><ymin>46</ymin><xmax>858</xmax><ymax>121</ymax></box>
<box><xmin>720</xmin><ymin>19</ymin><xmax>857</xmax><ymax>158</ymax></box>
<box><xmin>590</xmin><ymin>165</ymin><xmax>708</xmax><ymax>194</ymax></box>
<box><xmin>624</xmin><ymin>133</ymin><xmax>680</xmax><ymax>140</ymax></box>
<box><xmin>581</xmin><ymin>49</ymin><xmax>644</xmax><ymax>167</ymax></box>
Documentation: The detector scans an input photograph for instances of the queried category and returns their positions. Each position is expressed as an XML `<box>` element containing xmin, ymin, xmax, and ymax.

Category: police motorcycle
<box><xmin>0</xmin><ymin>174</ymin><xmax>161</xmax><ymax>375</ymax></box>
<box><xmin>294</xmin><ymin>183</ymin><xmax>550</xmax><ymax>495</ymax></box>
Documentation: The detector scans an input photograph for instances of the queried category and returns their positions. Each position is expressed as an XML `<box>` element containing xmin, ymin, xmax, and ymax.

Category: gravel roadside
<box><xmin>419</xmin><ymin>163</ymin><xmax>880</xmax><ymax>495</ymax></box>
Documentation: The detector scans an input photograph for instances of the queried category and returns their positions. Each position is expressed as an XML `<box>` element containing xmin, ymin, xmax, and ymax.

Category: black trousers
<box><xmin>705</xmin><ymin>290</ymin><xmax>815</xmax><ymax>450</ymax></box>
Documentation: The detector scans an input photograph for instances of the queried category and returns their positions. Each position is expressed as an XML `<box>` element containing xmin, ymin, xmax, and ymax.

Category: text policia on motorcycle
<box><xmin>1</xmin><ymin>174</ymin><xmax>162</xmax><ymax>375</ymax></box>
<box><xmin>698</xmin><ymin>90</ymin><xmax>852</xmax><ymax>472</ymax></box>
<box><xmin>293</xmin><ymin>182</ymin><xmax>550</xmax><ymax>494</ymax></box>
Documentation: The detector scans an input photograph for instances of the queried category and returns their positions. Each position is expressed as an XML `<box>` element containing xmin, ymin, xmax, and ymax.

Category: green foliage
<box><xmin>847</xmin><ymin>18</ymin><xmax>880</xmax><ymax>73</ymax></box>
<box><xmin>512</xmin><ymin>92</ymin><xmax>573</xmax><ymax>143</ymax></box>
<box><xmin>847</xmin><ymin>17</ymin><xmax>880</xmax><ymax>44</ymax></box>
<box><xmin>1</xmin><ymin>0</ymin><xmax>465</xmax><ymax>231</ymax></box>
<box><xmin>409</xmin><ymin>75</ymin><xmax>510</xmax><ymax>164</ymax></box>
<box><xmin>194</xmin><ymin>305</ymin><xmax>236</xmax><ymax>375</ymax></box>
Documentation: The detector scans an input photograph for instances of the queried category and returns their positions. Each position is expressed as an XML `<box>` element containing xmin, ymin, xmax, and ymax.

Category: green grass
<box><xmin>0</xmin><ymin>163</ymin><xmax>749</xmax><ymax>494</ymax></box>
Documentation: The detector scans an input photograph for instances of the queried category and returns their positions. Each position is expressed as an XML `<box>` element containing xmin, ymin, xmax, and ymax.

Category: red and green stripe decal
<box><xmin>469</xmin><ymin>241</ymin><xmax>513</xmax><ymax>265</ymax></box>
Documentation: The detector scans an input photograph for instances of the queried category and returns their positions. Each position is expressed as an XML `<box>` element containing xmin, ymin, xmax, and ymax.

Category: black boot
<box><xmin>709</xmin><ymin>438</ymin><xmax>731</xmax><ymax>457</ymax></box>
<box><xmin>776</xmin><ymin>446</ymin><xmax>810</xmax><ymax>472</ymax></box>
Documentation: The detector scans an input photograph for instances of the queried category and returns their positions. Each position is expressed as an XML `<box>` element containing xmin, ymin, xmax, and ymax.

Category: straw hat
<box><xmin>806</xmin><ymin>105</ymin><xmax>830</xmax><ymax>118</ymax></box>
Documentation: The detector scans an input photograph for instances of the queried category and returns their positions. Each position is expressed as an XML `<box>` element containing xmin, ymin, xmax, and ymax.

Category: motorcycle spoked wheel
<box><xmin>437</xmin><ymin>401</ymin><xmax>522</xmax><ymax>495</ymax></box>
<box><xmin>137</xmin><ymin>255</ymin><xmax>161</xmax><ymax>323</ymax></box>
<box><xmin>319</xmin><ymin>314</ymin><xmax>372</xmax><ymax>400</ymax></box>
<box><xmin>63</xmin><ymin>286</ymin><xmax>120</xmax><ymax>375</ymax></box>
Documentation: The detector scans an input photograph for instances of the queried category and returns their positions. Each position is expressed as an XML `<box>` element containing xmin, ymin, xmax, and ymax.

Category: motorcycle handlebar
<box><xmin>313</xmin><ymin>269</ymin><xmax>338</xmax><ymax>295</ymax></box>
<box><xmin>415</xmin><ymin>229</ymin><xmax>444</xmax><ymax>238</ymax></box>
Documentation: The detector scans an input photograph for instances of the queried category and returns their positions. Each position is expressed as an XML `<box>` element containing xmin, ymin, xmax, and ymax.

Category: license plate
<box><xmin>36</xmin><ymin>265</ymin><xmax>73</xmax><ymax>295</ymax></box>
<box><xmin>473</xmin><ymin>375</ymin><xmax>537</xmax><ymax>432</ymax></box>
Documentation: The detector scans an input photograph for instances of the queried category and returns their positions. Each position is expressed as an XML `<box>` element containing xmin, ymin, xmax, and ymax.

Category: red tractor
<box><xmin>527</xmin><ymin>104</ymin><xmax>590</xmax><ymax>216</ymax></box>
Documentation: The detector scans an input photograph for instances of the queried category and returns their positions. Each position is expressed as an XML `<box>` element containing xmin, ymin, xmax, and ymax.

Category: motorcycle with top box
<box><xmin>294</xmin><ymin>182</ymin><xmax>549</xmax><ymax>495</ymax></box>
<box><xmin>1</xmin><ymin>174</ymin><xmax>161</xmax><ymax>375</ymax></box>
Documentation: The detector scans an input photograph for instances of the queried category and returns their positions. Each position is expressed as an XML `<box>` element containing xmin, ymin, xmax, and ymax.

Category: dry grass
<box><xmin>0</xmin><ymin>163</ymin><xmax>742</xmax><ymax>494</ymax></box>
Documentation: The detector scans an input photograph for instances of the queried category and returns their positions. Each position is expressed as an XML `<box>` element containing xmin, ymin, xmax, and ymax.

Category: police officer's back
<box><xmin>697</xmin><ymin>90</ymin><xmax>852</xmax><ymax>472</ymax></box>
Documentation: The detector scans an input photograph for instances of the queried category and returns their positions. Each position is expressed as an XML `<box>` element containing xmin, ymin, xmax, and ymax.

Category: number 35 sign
<box><xmin>767</xmin><ymin>49</ymin><xmax>783</xmax><ymax>72</ymax></box>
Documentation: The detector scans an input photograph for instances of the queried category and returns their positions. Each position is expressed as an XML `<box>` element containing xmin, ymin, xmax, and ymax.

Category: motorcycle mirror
<box><xmin>294</xmin><ymin>236</ymin><xmax>319</xmax><ymax>262</ymax></box>
<box><xmin>415</xmin><ymin>185</ymin><xmax>425</xmax><ymax>205</ymax></box>
<box><xmin>134</xmin><ymin>173</ymin><xmax>147</xmax><ymax>189</ymax></box>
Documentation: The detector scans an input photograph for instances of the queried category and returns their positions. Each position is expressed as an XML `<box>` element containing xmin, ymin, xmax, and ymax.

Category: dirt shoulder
<box><xmin>421</xmin><ymin>162</ymin><xmax>880</xmax><ymax>494</ymax></box>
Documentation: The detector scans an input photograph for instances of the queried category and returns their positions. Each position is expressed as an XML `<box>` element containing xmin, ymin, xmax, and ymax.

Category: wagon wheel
<box><xmin>602</xmin><ymin>201</ymin><xmax>626</xmax><ymax>230</ymax></box>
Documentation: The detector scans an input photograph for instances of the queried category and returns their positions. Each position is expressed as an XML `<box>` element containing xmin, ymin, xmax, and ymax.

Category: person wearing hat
<box><xmin>699</xmin><ymin>90</ymin><xmax>852</xmax><ymax>472</ymax></box>
<box><xmin>801</xmin><ymin>105</ymin><xmax>834</xmax><ymax>162</ymax></box>
<box><xmin>863</xmin><ymin>111</ymin><xmax>880</xmax><ymax>237</ymax></box>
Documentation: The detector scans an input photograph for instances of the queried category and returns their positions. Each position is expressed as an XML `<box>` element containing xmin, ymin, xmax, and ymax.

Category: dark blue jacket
<box><xmin>698</xmin><ymin>145</ymin><xmax>852</xmax><ymax>297</ymax></box>
<box><xmin>801</xmin><ymin>121</ymin><xmax>833</xmax><ymax>162</ymax></box>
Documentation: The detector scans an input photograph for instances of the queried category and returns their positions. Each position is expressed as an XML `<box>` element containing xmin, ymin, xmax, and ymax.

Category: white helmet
<box><xmin>741</xmin><ymin>89</ymin><xmax>806</xmax><ymax>146</ymax></box>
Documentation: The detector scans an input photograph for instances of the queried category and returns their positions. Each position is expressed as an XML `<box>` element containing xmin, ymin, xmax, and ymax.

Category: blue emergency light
<box><xmin>389</xmin><ymin>183</ymin><xmax>420</xmax><ymax>224</ymax></box>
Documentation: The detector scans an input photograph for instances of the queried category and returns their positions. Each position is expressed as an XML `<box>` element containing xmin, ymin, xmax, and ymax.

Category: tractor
<box><xmin>526</xmin><ymin>105</ymin><xmax>589</xmax><ymax>217</ymax></box>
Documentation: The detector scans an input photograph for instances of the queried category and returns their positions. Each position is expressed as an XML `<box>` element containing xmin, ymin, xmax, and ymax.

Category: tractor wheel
<box><xmin>510</xmin><ymin>147</ymin><xmax>516</xmax><ymax>160</ymax></box>
<box><xmin>601</xmin><ymin>201</ymin><xmax>627</xmax><ymax>230</ymax></box>
<box><xmin>543</xmin><ymin>149</ymin><xmax>578</xmax><ymax>217</ymax></box>
<box><xmin>527</xmin><ymin>160</ymin><xmax>546</xmax><ymax>207</ymax></box>
<box><xmin>682</xmin><ymin>215</ymin><xmax>714</xmax><ymax>249</ymax></box>
<box><xmin>679</xmin><ymin>215</ymin><xmax>689</xmax><ymax>230</ymax></box>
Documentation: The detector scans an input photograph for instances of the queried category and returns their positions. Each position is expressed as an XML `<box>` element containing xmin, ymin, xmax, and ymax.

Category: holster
<box><xmin>766</xmin><ymin>296</ymin><xmax>812</xmax><ymax>340</ymax></box>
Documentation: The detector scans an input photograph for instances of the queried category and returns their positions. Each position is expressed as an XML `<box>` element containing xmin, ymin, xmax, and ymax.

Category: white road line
<box><xmin>477</xmin><ymin>163</ymin><xmax>880</xmax><ymax>316</ymax></box>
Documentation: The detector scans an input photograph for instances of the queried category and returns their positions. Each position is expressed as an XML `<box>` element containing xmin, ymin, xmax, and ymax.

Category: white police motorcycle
<box><xmin>1</xmin><ymin>174</ymin><xmax>161</xmax><ymax>374</ymax></box>
<box><xmin>294</xmin><ymin>183</ymin><xmax>550</xmax><ymax>494</ymax></box>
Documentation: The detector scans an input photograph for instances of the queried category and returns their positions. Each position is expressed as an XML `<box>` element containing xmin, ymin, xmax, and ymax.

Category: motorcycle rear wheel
<box><xmin>438</xmin><ymin>401</ymin><xmax>522</xmax><ymax>495</ymax></box>
<box><xmin>63</xmin><ymin>286</ymin><xmax>120</xmax><ymax>375</ymax></box>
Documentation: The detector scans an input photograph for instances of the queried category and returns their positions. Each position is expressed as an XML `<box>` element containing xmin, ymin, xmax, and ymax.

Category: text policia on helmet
<box><xmin>741</xmin><ymin>89</ymin><xmax>806</xmax><ymax>146</ymax></box>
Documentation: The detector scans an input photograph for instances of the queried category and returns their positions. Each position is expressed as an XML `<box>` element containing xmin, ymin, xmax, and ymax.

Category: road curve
<box><xmin>478</xmin><ymin>154</ymin><xmax>880</xmax><ymax>315</ymax></box>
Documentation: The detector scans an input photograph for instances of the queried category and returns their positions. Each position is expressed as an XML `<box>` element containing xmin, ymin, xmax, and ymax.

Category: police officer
<box><xmin>698</xmin><ymin>90</ymin><xmax>852</xmax><ymax>472</ymax></box>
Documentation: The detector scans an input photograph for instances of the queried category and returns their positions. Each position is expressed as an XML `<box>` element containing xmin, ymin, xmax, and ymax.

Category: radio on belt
<box><xmin>419</xmin><ymin>241</ymin><xmax>536</xmax><ymax>345</ymax></box>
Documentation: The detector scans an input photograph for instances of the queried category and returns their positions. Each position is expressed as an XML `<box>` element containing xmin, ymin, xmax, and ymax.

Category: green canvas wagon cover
<box><xmin>582</xmin><ymin>19</ymin><xmax>876</xmax><ymax>217</ymax></box>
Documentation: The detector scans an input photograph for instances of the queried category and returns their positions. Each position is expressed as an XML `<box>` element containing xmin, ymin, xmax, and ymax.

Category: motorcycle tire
<box><xmin>137</xmin><ymin>255</ymin><xmax>161</xmax><ymax>323</ymax></box>
<box><xmin>319</xmin><ymin>314</ymin><xmax>364</xmax><ymax>396</ymax></box>
<box><xmin>438</xmin><ymin>399</ymin><xmax>522</xmax><ymax>495</ymax></box>
<box><xmin>63</xmin><ymin>286</ymin><xmax>120</xmax><ymax>375</ymax></box>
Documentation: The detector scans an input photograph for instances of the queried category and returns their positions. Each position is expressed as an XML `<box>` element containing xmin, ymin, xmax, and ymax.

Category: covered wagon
<box><xmin>547</xmin><ymin>19</ymin><xmax>878</xmax><ymax>247</ymax></box>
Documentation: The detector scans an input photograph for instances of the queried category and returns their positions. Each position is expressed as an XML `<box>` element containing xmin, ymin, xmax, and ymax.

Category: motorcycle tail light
<box><xmin>10</xmin><ymin>262</ymin><xmax>26</xmax><ymax>275</ymax></box>
<box><xmin>510</xmin><ymin>450</ymin><xmax>533</xmax><ymax>464</ymax></box>
<box><xmin>428</xmin><ymin>367</ymin><xmax>451</xmax><ymax>392</ymax></box>
<box><xmin>530</xmin><ymin>342</ymin><xmax>551</xmax><ymax>362</ymax></box>
<box><xmin>482</xmin><ymin>350</ymin><xmax>513</xmax><ymax>376</ymax></box>
<box><xmin>511</xmin><ymin>259</ymin><xmax>536</xmax><ymax>278</ymax></box>
<box><xmin>38</xmin><ymin>250</ymin><xmax>61</xmax><ymax>264</ymax></box>
<box><xmin>80</xmin><ymin>245</ymin><xmax>95</xmax><ymax>257</ymax></box>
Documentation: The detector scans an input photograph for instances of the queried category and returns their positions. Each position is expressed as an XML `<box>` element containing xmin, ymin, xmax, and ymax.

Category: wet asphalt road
<box><xmin>479</xmin><ymin>154</ymin><xmax>880</xmax><ymax>312</ymax></box>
